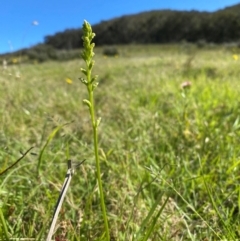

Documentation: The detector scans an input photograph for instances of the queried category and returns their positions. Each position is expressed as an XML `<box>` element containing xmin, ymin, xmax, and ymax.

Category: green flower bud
<box><xmin>80</xmin><ymin>68</ymin><xmax>87</xmax><ymax>76</ymax></box>
<box><xmin>79</xmin><ymin>77</ymin><xmax>88</xmax><ymax>85</ymax></box>
<box><xmin>96</xmin><ymin>117</ymin><xmax>101</xmax><ymax>127</ymax></box>
<box><xmin>83</xmin><ymin>99</ymin><xmax>91</xmax><ymax>108</ymax></box>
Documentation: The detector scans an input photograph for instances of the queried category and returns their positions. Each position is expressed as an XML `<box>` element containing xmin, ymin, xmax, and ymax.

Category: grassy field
<box><xmin>1</xmin><ymin>43</ymin><xmax>240</xmax><ymax>240</ymax></box>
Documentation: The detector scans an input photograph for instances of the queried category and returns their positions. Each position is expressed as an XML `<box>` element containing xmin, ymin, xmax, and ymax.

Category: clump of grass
<box><xmin>2</xmin><ymin>33</ymin><xmax>240</xmax><ymax>240</ymax></box>
<box><xmin>103</xmin><ymin>47</ymin><xmax>119</xmax><ymax>57</ymax></box>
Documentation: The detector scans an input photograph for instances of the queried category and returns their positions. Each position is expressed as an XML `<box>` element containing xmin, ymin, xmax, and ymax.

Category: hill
<box><xmin>1</xmin><ymin>3</ymin><xmax>240</xmax><ymax>62</ymax></box>
<box><xmin>44</xmin><ymin>3</ymin><xmax>240</xmax><ymax>49</ymax></box>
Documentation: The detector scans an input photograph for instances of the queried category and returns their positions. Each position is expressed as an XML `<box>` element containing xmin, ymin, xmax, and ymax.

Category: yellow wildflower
<box><xmin>233</xmin><ymin>54</ymin><xmax>238</xmax><ymax>60</ymax></box>
<box><xmin>65</xmin><ymin>78</ymin><xmax>73</xmax><ymax>84</ymax></box>
<box><xmin>183</xmin><ymin>129</ymin><xmax>192</xmax><ymax>139</ymax></box>
<box><xmin>12</xmin><ymin>58</ymin><xmax>18</xmax><ymax>64</ymax></box>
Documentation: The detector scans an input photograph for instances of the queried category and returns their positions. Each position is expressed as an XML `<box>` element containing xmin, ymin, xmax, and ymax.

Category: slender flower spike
<box><xmin>81</xmin><ymin>20</ymin><xmax>96</xmax><ymax>72</ymax></box>
<box><xmin>79</xmin><ymin>20</ymin><xmax>110</xmax><ymax>241</ymax></box>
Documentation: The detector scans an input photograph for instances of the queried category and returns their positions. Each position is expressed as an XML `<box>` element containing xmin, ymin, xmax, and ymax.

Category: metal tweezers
<box><xmin>46</xmin><ymin>159</ymin><xmax>86</xmax><ymax>241</ymax></box>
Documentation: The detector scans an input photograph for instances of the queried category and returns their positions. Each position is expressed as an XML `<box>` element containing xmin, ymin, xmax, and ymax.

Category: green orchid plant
<box><xmin>80</xmin><ymin>20</ymin><xmax>110</xmax><ymax>241</ymax></box>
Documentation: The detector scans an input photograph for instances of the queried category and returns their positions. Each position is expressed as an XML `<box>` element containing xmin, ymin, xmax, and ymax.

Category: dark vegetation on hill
<box><xmin>44</xmin><ymin>3</ymin><xmax>240</xmax><ymax>47</ymax></box>
<box><xmin>1</xmin><ymin>3</ymin><xmax>240</xmax><ymax>62</ymax></box>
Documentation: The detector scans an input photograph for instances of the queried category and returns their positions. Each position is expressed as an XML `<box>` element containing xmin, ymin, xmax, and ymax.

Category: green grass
<box><xmin>0</xmin><ymin>44</ymin><xmax>240</xmax><ymax>240</ymax></box>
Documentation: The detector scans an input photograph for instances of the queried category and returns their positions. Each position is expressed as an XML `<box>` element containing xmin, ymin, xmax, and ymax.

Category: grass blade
<box><xmin>141</xmin><ymin>196</ymin><xmax>170</xmax><ymax>241</ymax></box>
<box><xmin>37</xmin><ymin>123</ymin><xmax>69</xmax><ymax>175</ymax></box>
<box><xmin>135</xmin><ymin>192</ymin><xmax>164</xmax><ymax>240</ymax></box>
<box><xmin>0</xmin><ymin>208</ymin><xmax>9</xmax><ymax>241</ymax></box>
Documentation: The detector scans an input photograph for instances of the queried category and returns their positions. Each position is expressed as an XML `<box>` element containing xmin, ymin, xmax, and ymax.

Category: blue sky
<box><xmin>1</xmin><ymin>0</ymin><xmax>240</xmax><ymax>54</ymax></box>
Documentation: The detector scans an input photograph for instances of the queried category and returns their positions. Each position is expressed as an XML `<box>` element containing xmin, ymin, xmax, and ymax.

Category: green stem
<box><xmin>81</xmin><ymin>20</ymin><xmax>110</xmax><ymax>240</ymax></box>
<box><xmin>88</xmin><ymin>82</ymin><xmax>110</xmax><ymax>241</ymax></box>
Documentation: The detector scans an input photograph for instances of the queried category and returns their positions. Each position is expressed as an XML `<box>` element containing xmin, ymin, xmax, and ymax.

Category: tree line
<box><xmin>44</xmin><ymin>4</ymin><xmax>240</xmax><ymax>49</ymax></box>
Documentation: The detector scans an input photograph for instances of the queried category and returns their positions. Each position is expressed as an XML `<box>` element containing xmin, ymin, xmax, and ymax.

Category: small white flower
<box><xmin>205</xmin><ymin>137</ymin><xmax>210</xmax><ymax>143</ymax></box>
<box><xmin>3</xmin><ymin>59</ymin><xmax>7</xmax><ymax>70</ymax></box>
